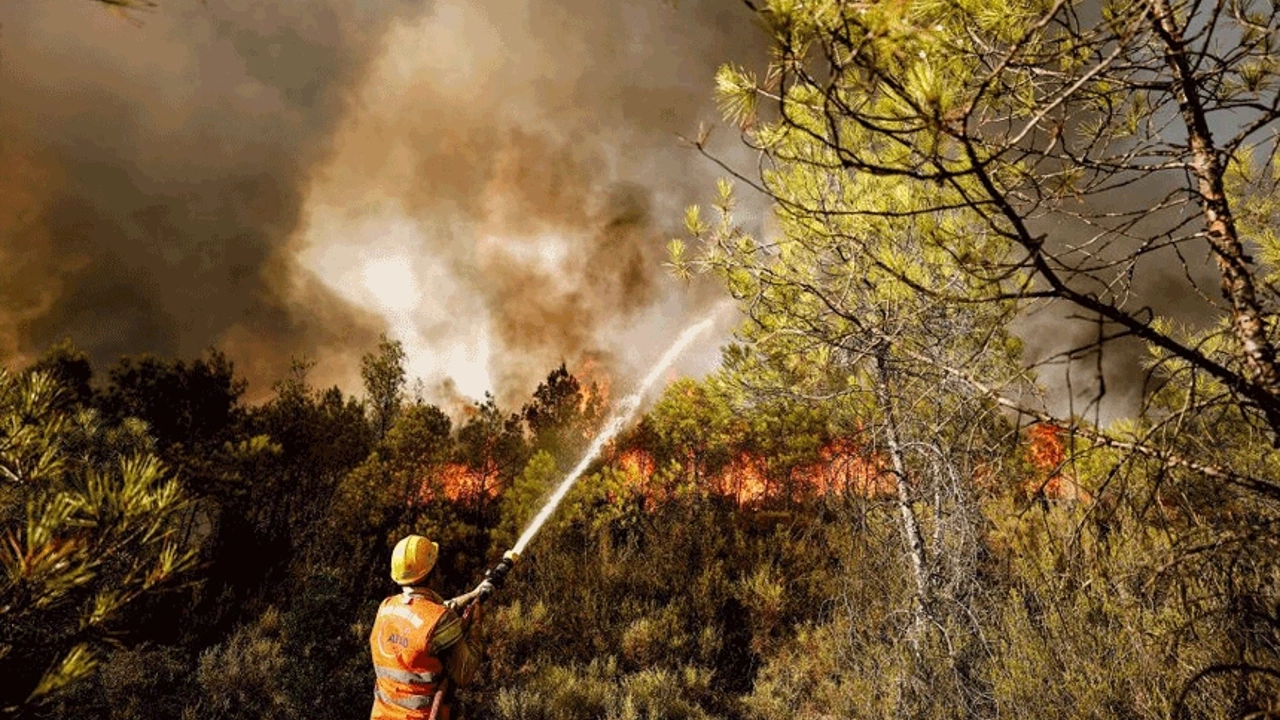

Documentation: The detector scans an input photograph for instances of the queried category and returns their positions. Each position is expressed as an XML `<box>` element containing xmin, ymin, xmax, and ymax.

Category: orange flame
<box><xmin>1025</xmin><ymin>424</ymin><xmax>1090</xmax><ymax>502</ymax></box>
<box><xmin>714</xmin><ymin>451</ymin><xmax>771</xmax><ymax>506</ymax></box>
<box><xmin>611</xmin><ymin>447</ymin><xmax>664</xmax><ymax>507</ymax></box>
<box><xmin>420</xmin><ymin>462</ymin><xmax>503</xmax><ymax>504</ymax></box>
<box><xmin>575</xmin><ymin>357</ymin><xmax>612</xmax><ymax>414</ymax></box>
<box><xmin>1027</xmin><ymin>423</ymin><xmax>1066</xmax><ymax>472</ymax></box>
<box><xmin>408</xmin><ymin>423</ymin><xmax>1091</xmax><ymax>513</ymax></box>
<box><xmin>792</xmin><ymin>437</ymin><xmax>894</xmax><ymax>498</ymax></box>
<box><xmin>616</xmin><ymin>447</ymin><xmax>656</xmax><ymax>482</ymax></box>
<box><xmin>598</xmin><ymin>436</ymin><xmax>897</xmax><ymax>509</ymax></box>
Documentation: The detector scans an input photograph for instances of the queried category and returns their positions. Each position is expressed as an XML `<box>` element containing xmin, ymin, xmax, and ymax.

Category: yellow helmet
<box><xmin>390</xmin><ymin>535</ymin><xmax>439</xmax><ymax>585</ymax></box>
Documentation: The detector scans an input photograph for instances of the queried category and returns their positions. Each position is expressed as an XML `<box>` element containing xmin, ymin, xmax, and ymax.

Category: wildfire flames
<box><xmin>421</xmin><ymin>462</ymin><xmax>504</xmax><ymax>504</ymax></box>
<box><xmin>1026</xmin><ymin>423</ymin><xmax>1091</xmax><ymax>502</ymax></box>
<box><xmin>600</xmin><ymin>425</ymin><xmax>1089</xmax><ymax>507</ymax></box>
<box><xmin>797</xmin><ymin>438</ymin><xmax>895</xmax><ymax>498</ymax></box>
<box><xmin>575</xmin><ymin>358</ymin><xmax>612</xmax><ymax>415</ymax></box>
<box><xmin>415</xmin><ymin>411</ymin><xmax>1087</xmax><ymax>511</ymax></box>
<box><xmin>605</xmin><ymin>437</ymin><xmax>892</xmax><ymax>508</ymax></box>
<box><xmin>713</xmin><ymin>451</ymin><xmax>770</xmax><ymax>505</ymax></box>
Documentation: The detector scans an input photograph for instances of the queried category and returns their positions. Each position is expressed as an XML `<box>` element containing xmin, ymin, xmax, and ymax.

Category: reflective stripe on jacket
<box><xmin>370</xmin><ymin>591</ymin><xmax>452</xmax><ymax>720</ymax></box>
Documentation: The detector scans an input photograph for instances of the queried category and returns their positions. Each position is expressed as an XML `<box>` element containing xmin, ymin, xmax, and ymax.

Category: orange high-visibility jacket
<box><xmin>369</xmin><ymin>590</ymin><xmax>464</xmax><ymax>720</ymax></box>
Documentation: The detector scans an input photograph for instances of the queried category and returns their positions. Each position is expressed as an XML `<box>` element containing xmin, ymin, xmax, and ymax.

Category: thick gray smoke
<box><xmin>0</xmin><ymin>0</ymin><xmax>760</xmax><ymax>402</ymax></box>
<box><xmin>4</xmin><ymin>0</ymin><xmax>1209</xmax><ymax>422</ymax></box>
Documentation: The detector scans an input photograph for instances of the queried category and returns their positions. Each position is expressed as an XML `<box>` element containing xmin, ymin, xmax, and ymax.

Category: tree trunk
<box><xmin>874</xmin><ymin>347</ymin><xmax>931</xmax><ymax>649</ymax></box>
<box><xmin>1148</xmin><ymin>0</ymin><xmax>1280</xmax><ymax>424</ymax></box>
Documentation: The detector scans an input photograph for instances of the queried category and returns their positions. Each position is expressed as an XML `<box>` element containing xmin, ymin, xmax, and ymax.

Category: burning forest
<box><xmin>4</xmin><ymin>0</ymin><xmax>1280</xmax><ymax>718</ymax></box>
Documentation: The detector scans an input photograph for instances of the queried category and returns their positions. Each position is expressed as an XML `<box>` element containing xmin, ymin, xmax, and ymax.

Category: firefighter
<box><xmin>369</xmin><ymin>535</ymin><xmax>491</xmax><ymax>720</ymax></box>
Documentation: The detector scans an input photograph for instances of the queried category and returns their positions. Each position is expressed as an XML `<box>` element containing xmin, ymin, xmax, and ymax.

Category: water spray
<box><xmin>511</xmin><ymin>314</ymin><xmax>717</xmax><ymax>556</ymax></box>
<box><xmin>468</xmin><ymin>313</ymin><xmax>719</xmax><ymax>603</ymax></box>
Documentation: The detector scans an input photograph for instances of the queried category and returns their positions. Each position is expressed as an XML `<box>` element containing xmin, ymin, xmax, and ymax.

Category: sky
<box><xmin>0</xmin><ymin>0</ymin><xmax>760</xmax><ymax>406</ymax></box>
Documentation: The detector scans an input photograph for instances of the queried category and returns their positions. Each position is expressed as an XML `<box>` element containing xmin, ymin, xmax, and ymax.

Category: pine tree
<box><xmin>361</xmin><ymin>335</ymin><xmax>408</xmax><ymax>440</ymax></box>
<box><xmin>0</xmin><ymin>370</ymin><xmax>196</xmax><ymax>715</ymax></box>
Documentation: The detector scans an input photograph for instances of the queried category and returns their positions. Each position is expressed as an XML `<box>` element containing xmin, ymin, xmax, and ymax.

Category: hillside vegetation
<box><xmin>0</xmin><ymin>329</ymin><xmax>1276</xmax><ymax>719</ymax></box>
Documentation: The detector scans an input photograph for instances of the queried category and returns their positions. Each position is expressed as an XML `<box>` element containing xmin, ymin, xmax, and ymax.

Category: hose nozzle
<box><xmin>478</xmin><ymin>550</ymin><xmax>520</xmax><ymax>600</ymax></box>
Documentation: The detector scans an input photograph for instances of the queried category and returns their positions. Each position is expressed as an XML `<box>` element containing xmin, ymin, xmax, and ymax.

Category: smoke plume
<box><xmin>0</xmin><ymin>0</ymin><xmax>760</xmax><ymax>403</ymax></box>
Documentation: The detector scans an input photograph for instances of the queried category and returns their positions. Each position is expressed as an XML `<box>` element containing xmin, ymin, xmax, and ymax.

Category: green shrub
<box><xmin>491</xmin><ymin>657</ymin><xmax>715</xmax><ymax>720</ymax></box>
<box><xmin>193</xmin><ymin>608</ymin><xmax>290</xmax><ymax>720</ymax></box>
<box><xmin>100</xmin><ymin>644</ymin><xmax>194</xmax><ymax>720</ymax></box>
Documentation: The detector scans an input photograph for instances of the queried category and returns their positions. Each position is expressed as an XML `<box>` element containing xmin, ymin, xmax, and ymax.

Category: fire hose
<box><xmin>426</xmin><ymin>550</ymin><xmax>520</xmax><ymax>720</ymax></box>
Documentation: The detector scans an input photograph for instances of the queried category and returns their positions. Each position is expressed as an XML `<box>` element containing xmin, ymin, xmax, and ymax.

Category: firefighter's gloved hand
<box><xmin>474</xmin><ymin>579</ymin><xmax>496</xmax><ymax>598</ymax></box>
<box><xmin>461</xmin><ymin>595</ymin><xmax>484</xmax><ymax>630</ymax></box>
